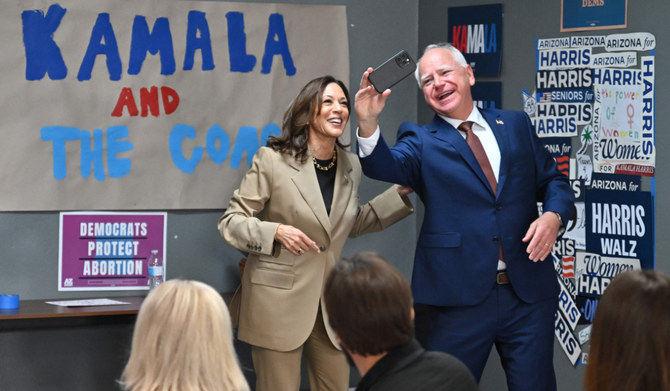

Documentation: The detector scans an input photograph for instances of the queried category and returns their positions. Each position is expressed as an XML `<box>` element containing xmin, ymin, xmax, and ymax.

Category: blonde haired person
<box><xmin>120</xmin><ymin>279</ymin><xmax>249</xmax><ymax>391</ymax></box>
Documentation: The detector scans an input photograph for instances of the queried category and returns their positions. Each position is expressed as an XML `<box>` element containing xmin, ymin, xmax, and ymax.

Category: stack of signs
<box><xmin>527</xmin><ymin>32</ymin><xmax>656</xmax><ymax>366</ymax></box>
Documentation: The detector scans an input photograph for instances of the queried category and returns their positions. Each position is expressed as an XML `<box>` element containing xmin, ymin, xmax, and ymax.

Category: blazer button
<box><xmin>492</xmin><ymin>236</ymin><xmax>500</xmax><ymax>242</ymax></box>
<box><xmin>495</xmin><ymin>204</ymin><xmax>502</xmax><ymax>211</ymax></box>
<box><xmin>319</xmin><ymin>246</ymin><xmax>326</xmax><ymax>252</ymax></box>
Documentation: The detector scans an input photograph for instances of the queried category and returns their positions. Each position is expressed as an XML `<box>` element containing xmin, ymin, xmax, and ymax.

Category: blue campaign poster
<box><xmin>471</xmin><ymin>81</ymin><xmax>501</xmax><ymax>110</ymax></box>
<box><xmin>561</xmin><ymin>0</ymin><xmax>627</xmax><ymax>32</ymax></box>
<box><xmin>448</xmin><ymin>4</ymin><xmax>503</xmax><ymax>77</ymax></box>
<box><xmin>585</xmin><ymin>189</ymin><xmax>653</xmax><ymax>269</ymax></box>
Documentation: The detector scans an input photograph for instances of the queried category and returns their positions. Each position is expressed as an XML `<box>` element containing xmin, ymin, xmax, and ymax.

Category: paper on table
<box><xmin>45</xmin><ymin>298</ymin><xmax>131</xmax><ymax>307</ymax></box>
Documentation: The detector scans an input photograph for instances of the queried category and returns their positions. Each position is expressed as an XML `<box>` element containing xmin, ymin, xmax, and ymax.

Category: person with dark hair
<box><xmin>218</xmin><ymin>76</ymin><xmax>413</xmax><ymax>391</ymax></box>
<box><xmin>585</xmin><ymin>269</ymin><xmax>670</xmax><ymax>391</ymax></box>
<box><xmin>355</xmin><ymin>43</ymin><xmax>575</xmax><ymax>391</ymax></box>
<box><xmin>324</xmin><ymin>252</ymin><xmax>479</xmax><ymax>391</ymax></box>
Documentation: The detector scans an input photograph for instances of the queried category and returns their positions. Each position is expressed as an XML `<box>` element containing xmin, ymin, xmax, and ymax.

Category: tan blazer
<box><xmin>218</xmin><ymin>146</ymin><xmax>413</xmax><ymax>352</ymax></box>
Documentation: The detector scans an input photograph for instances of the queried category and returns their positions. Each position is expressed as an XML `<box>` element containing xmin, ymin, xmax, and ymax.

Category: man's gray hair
<box><xmin>414</xmin><ymin>43</ymin><xmax>468</xmax><ymax>87</ymax></box>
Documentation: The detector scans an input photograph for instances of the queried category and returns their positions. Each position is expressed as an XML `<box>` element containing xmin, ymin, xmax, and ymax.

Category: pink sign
<box><xmin>59</xmin><ymin>212</ymin><xmax>167</xmax><ymax>291</ymax></box>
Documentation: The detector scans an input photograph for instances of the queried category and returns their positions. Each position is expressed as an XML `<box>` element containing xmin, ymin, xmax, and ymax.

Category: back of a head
<box><xmin>584</xmin><ymin>269</ymin><xmax>670</xmax><ymax>391</ymax></box>
<box><xmin>324</xmin><ymin>252</ymin><xmax>413</xmax><ymax>356</ymax></box>
<box><xmin>120</xmin><ymin>279</ymin><xmax>249</xmax><ymax>391</ymax></box>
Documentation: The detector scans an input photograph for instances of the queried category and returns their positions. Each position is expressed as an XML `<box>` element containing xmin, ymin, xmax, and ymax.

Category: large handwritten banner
<box><xmin>0</xmin><ymin>1</ymin><xmax>349</xmax><ymax>210</ymax></box>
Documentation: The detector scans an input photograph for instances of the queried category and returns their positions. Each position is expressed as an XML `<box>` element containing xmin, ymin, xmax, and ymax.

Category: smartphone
<box><xmin>368</xmin><ymin>50</ymin><xmax>417</xmax><ymax>93</ymax></box>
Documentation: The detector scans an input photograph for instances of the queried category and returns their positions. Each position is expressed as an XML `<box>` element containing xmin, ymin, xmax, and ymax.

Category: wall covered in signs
<box><xmin>529</xmin><ymin>33</ymin><xmax>655</xmax><ymax>368</ymax></box>
<box><xmin>419</xmin><ymin>1</ymin><xmax>669</xmax><ymax>391</ymax></box>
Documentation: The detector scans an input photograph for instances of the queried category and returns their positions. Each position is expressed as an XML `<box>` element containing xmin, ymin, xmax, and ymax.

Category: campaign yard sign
<box><xmin>59</xmin><ymin>212</ymin><xmax>166</xmax><ymax>291</ymax></box>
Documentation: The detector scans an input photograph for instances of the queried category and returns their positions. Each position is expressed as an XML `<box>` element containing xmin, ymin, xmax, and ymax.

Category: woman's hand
<box><xmin>355</xmin><ymin>67</ymin><xmax>392</xmax><ymax>137</ymax></box>
<box><xmin>274</xmin><ymin>224</ymin><xmax>320</xmax><ymax>256</ymax></box>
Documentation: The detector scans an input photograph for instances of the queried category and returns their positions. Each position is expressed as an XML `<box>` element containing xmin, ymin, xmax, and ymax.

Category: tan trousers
<box><xmin>251</xmin><ymin>308</ymin><xmax>349</xmax><ymax>391</ymax></box>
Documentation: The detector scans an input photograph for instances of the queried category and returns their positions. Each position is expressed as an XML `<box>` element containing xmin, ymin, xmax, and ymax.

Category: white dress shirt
<box><xmin>358</xmin><ymin>107</ymin><xmax>500</xmax><ymax>180</ymax></box>
<box><xmin>357</xmin><ymin>106</ymin><xmax>506</xmax><ymax>270</ymax></box>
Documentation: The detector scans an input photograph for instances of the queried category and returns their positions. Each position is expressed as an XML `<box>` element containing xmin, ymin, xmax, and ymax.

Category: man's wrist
<box><xmin>552</xmin><ymin>211</ymin><xmax>563</xmax><ymax>227</ymax></box>
<box><xmin>357</xmin><ymin>115</ymin><xmax>380</xmax><ymax>136</ymax></box>
<box><xmin>553</xmin><ymin>211</ymin><xmax>566</xmax><ymax>236</ymax></box>
<box><xmin>356</xmin><ymin>126</ymin><xmax>381</xmax><ymax>158</ymax></box>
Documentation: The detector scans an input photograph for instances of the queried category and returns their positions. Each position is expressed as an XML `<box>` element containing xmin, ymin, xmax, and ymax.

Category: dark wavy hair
<box><xmin>584</xmin><ymin>269</ymin><xmax>670</xmax><ymax>391</ymax></box>
<box><xmin>324</xmin><ymin>252</ymin><xmax>413</xmax><ymax>356</ymax></box>
<box><xmin>266</xmin><ymin>75</ymin><xmax>350</xmax><ymax>163</ymax></box>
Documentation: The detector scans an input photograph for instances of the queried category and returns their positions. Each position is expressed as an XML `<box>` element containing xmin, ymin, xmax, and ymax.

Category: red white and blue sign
<box><xmin>448</xmin><ymin>4</ymin><xmax>503</xmax><ymax>77</ymax></box>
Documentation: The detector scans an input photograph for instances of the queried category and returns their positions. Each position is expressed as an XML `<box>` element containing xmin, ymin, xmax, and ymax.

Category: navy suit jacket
<box><xmin>361</xmin><ymin>108</ymin><xmax>574</xmax><ymax>307</ymax></box>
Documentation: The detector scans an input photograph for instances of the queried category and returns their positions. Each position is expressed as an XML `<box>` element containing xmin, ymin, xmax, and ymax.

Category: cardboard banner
<box><xmin>0</xmin><ymin>0</ymin><xmax>349</xmax><ymax>211</ymax></box>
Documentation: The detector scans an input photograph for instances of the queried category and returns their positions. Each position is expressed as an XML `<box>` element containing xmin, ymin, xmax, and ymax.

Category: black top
<box><xmin>356</xmin><ymin>339</ymin><xmax>479</xmax><ymax>391</ymax></box>
<box><xmin>314</xmin><ymin>157</ymin><xmax>336</xmax><ymax>215</ymax></box>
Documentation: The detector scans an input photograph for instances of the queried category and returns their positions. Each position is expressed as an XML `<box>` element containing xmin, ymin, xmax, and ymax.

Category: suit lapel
<box><xmin>289</xmin><ymin>156</ymin><xmax>332</xmax><ymax>236</ymax></box>
<box><xmin>481</xmin><ymin>109</ymin><xmax>511</xmax><ymax>195</ymax></box>
<box><xmin>428</xmin><ymin>115</ymin><xmax>495</xmax><ymax>195</ymax></box>
<box><xmin>329</xmin><ymin>146</ymin><xmax>354</xmax><ymax>231</ymax></box>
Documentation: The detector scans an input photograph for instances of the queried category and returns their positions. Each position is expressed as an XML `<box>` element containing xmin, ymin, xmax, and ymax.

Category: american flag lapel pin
<box><xmin>496</xmin><ymin>119</ymin><xmax>504</xmax><ymax>125</ymax></box>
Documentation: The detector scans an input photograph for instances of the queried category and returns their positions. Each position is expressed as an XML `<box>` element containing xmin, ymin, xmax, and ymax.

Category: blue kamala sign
<box><xmin>447</xmin><ymin>4</ymin><xmax>503</xmax><ymax>77</ymax></box>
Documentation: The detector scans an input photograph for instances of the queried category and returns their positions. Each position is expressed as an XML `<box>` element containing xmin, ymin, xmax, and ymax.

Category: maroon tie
<box><xmin>459</xmin><ymin>121</ymin><xmax>497</xmax><ymax>194</ymax></box>
<box><xmin>459</xmin><ymin>121</ymin><xmax>505</xmax><ymax>263</ymax></box>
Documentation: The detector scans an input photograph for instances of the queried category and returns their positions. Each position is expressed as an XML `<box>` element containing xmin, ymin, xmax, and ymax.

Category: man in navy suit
<box><xmin>354</xmin><ymin>43</ymin><xmax>574</xmax><ymax>391</ymax></box>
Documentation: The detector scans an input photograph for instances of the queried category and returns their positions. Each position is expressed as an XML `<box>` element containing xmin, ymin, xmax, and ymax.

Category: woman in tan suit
<box><xmin>218</xmin><ymin>75</ymin><xmax>413</xmax><ymax>391</ymax></box>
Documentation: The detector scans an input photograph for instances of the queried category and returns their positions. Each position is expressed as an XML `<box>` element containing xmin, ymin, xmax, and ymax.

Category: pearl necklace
<box><xmin>313</xmin><ymin>148</ymin><xmax>337</xmax><ymax>171</ymax></box>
